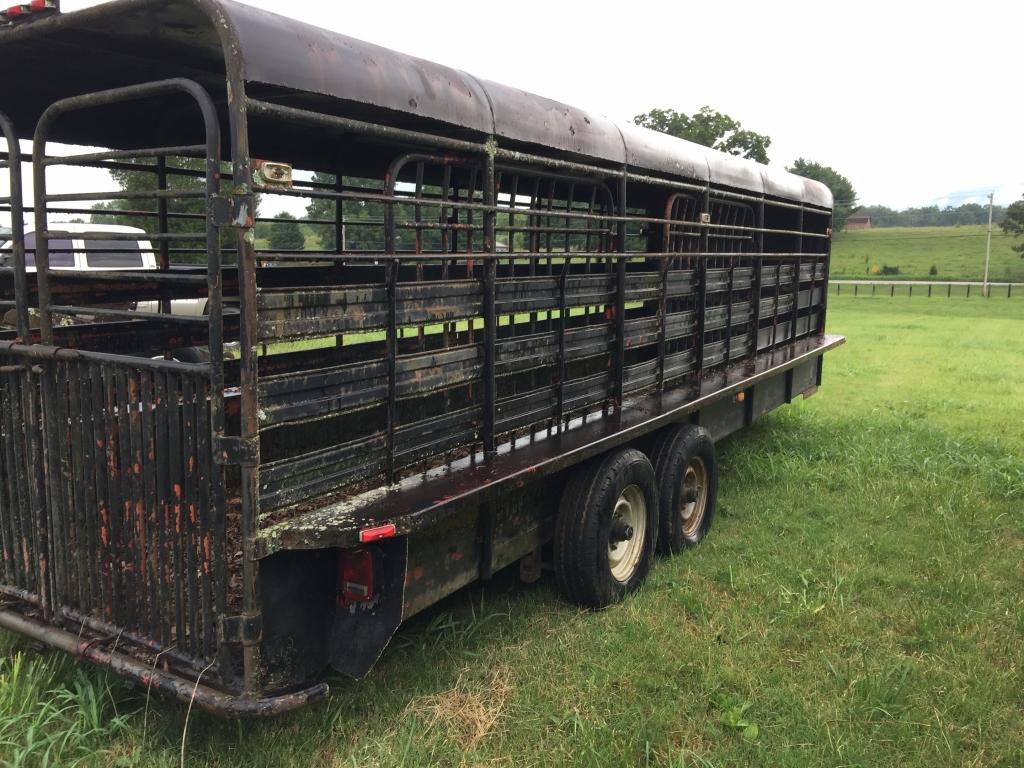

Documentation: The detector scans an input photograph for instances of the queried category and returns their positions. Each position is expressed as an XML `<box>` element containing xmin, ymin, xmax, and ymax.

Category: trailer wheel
<box><xmin>554</xmin><ymin>448</ymin><xmax>658</xmax><ymax>608</ymax></box>
<box><xmin>651</xmin><ymin>424</ymin><xmax>717</xmax><ymax>554</ymax></box>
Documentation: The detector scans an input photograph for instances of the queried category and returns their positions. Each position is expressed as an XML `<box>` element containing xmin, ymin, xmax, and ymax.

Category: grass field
<box><xmin>831</xmin><ymin>225</ymin><xmax>1024</xmax><ymax>283</ymax></box>
<box><xmin>2</xmin><ymin>295</ymin><xmax>1022</xmax><ymax>767</ymax></box>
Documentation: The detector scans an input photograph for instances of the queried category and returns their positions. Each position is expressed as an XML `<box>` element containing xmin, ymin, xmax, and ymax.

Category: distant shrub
<box><xmin>929</xmin><ymin>265</ymin><xmax>938</xmax><ymax>276</ymax></box>
<box><xmin>880</xmin><ymin>265</ymin><xmax>900</xmax><ymax>275</ymax></box>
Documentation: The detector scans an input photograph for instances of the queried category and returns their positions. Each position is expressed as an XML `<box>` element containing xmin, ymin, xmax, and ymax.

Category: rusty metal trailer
<box><xmin>0</xmin><ymin>0</ymin><xmax>843</xmax><ymax>716</ymax></box>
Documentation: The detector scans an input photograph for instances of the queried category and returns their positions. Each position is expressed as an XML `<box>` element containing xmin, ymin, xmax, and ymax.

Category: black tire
<box><xmin>554</xmin><ymin>448</ymin><xmax>658</xmax><ymax>608</ymax></box>
<box><xmin>650</xmin><ymin>424</ymin><xmax>718</xmax><ymax>554</ymax></box>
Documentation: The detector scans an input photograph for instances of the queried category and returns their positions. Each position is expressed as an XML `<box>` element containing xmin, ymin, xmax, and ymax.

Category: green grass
<box><xmin>2</xmin><ymin>296</ymin><xmax>1023</xmax><ymax>766</ymax></box>
<box><xmin>831</xmin><ymin>225</ymin><xmax>1024</xmax><ymax>283</ymax></box>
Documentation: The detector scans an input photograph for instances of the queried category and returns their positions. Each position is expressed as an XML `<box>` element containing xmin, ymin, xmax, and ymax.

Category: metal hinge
<box><xmin>213</xmin><ymin>435</ymin><xmax>259</xmax><ymax>466</ymax></box>
<box><xmin>211</xmin><ymin>194</ymin><xmax>256</xmax><ymax>229</ymax></box>
<box><xmin>218</xmin><ymin>613</ymin><xmax>263</xmax><ymax>646</ymax></box>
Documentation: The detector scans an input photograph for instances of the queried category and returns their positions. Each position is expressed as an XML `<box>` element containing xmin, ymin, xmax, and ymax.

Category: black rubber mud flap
<box><xmin>328</xmin><ymin>536</ymin><xmax>408</xmax><ymax>679</ymax></box>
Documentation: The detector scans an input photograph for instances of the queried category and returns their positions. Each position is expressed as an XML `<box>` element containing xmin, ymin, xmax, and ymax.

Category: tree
<box><xmin>1001</xmin><ymin>195</ymin><xmax>1024</xmax><ymax>257</ymax></box>
<box><xmin>92</xmin><ymin>157</ymin><xmax>249</xmax><ymax>263</ymax></box>
<box><xmin>266</xmin><ymin>212</ymin><xmax>305</xmax><ymax>251</ymax></box>
<box><xmin>633</xmin><ymin>106</ymin><xmax>771</xmax><ymax>164</ymax></box>
<box><xmin>787</xmin><ymin>158</ymin><xmax>858</xmax><ymax>232</ymax></box>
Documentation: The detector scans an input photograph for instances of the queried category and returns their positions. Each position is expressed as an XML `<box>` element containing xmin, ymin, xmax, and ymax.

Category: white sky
<box><xmin>37</xmin><ymin>0</ymin><xmax>1024</xmax><ymax>212</ymax></box>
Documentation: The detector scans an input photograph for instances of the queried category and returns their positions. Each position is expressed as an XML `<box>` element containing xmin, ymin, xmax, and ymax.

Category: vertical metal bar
<box><xmin>139</xmin><ymin>369</ymin><xmax>160</xmax><ymax>639</ymax></box>
<box><xmin>8</xmin><ymin>372</ymin><xmax>33</xmax><ymax>594</ymax></box>
<box><xmin>790</xmin><ymin>256</ymin><xmax>801</xmax><ymax>343</ymax></box>
<box><xmin>751</xmin><ymin>198</ymin><xmax>765</xmax><ymax>353</ymax></box>
<box><xmin>556</xmin><ymin>266</ymin><xmax>567</xmax><ymax>428</ymax></box>
<box><xmin>482</xmin><ymin>151</ymin><xmax>496</xmax><ymax>457</ymax></box>
<box><xmin>333</xmin><ymin>171</ymin><xmax>344</xmax><ymax>254</ymax></box>
<box><xmin>49</xmin><ymin>363</ymin><xmax>71</xmax><ymax>613</ymax></box>
<box><xmin>153</xmin><ymin>369</ymin><xmax>171</xmax><ymax>646</ymax></box>
<box><xmin>31</xmin><ymin>139</ymin><xmax>54</xmax><ymax>344</ymax></box>
<box><xmin>127</xmin><ymin>370</ymin><xmax>148</xmax><ymax>630</ymax></box>
<box><xmin>157</xmin><ymin>155</ymin><xmax>171</xmax><ymax>315</ymax></box>
<box><xmin>114</xmin><ymin>368</ymin><xmax>136</xmax><ymax>629</ymax></box>
<box><xmin>792</xmin><ymin>206</ymin><xmax>804</xmax><ymax>341</ymax></box>
<box><xmin>68</xmin><ymin>363</ymin><xmax>93</xmax><ymax>613</ymax></box>
<box><xmin>165</xmin><ymin>370</ymin><xmax>186</xmax><ymax>650</ymax></box>
<box><xmin>0</xmin><ymin>371</ymin><xmax>15</xmax><ymax>588</ymax></box>
<box><xmin>725</xmin><ymin>259</ymin><xmax>735</xmax><ymax>360</ymax></box>
<box><xmin>88</xmin><ymin>364</ymin><xmax>112</xmax><ymax>619</ymax></box>
<box><xmin>101</xmin><ymin>365</ymin><xmax>125</xmax><ymax>624</ymax></box>
<box><xmin>0</xmin><ymin>114</ymin><xmax>29</xmax><ymax>341</ymax></box>
<box><xmin>385</xmin><ymin>259</ymin><xmax>398</xmax><ymax>483</ymax></box>
<box><xmin>195</xmin><ymin>377</ymin><xmax>214</xmax><ymax>658</ymax></box>
<box><xmin>695</xmin><ymin>189</ymin><xmax>710</xmax><ymax>378</ymax></box>
<box><xmin>181</xmin><ymin>375</ymin><xmax>199</xmax><ymax>657</ymax></box>
<box><xmin>2</xmin><ymin>371</ymin><xmax>24</xmax><ymax>591</ymax></box>
<box><xmin>614</xmin><ymin>171</ymin><xmax>627</xmax><ymax>406</ymax></box>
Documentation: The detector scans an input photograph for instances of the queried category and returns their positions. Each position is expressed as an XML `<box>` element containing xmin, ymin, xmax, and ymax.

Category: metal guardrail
<box><xmin>831</xmin><ymin>280</ymin><xmax>1023</xmax><ymax>298</ymax></box>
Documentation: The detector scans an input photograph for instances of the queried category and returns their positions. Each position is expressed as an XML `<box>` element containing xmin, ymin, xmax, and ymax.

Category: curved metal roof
<box><xmin>0</xmin><ymin>0</ymin><xmax>831</xmax><ymax>208</ymax></box>
<box><xmin>218</xmin><ymin>0</ymin><xmax>830</xmax><ymax>207</ymax></box>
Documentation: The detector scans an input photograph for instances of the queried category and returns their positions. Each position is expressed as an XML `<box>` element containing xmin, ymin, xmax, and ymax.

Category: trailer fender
<box><xmin>328</xmin><ymin>536</ymin><xmax>408</xmax><ymax>679</ymax></box>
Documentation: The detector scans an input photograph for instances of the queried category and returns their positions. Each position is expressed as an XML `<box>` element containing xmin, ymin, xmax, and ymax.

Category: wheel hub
<box><xmin>680</xmin><ymin>457</ymin><xmax>709</xmax><ymax>536</ymax></box>
<box><xmin>608</xmin><ymin>484</ymin><xmax>646</xmax><ymax>583</ymax></box>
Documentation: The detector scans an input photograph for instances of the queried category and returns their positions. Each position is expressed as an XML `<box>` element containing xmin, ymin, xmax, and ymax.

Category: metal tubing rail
<box><xmin>0</xmin><ymin>608</ymin><xmax>328</xmax><ymax>718</ymax></box>
<box><xmin>255</xmin><ymin>181</ymin><xmax>826</xmax><ymax>237</ymax></box>
<box><xmin>43</xmin><ymin>189</ymin><xmax>207</xmax><ymax>203</ymax></box>
<box><xmin>41</xmin><ymin>144</ymin><xmax>206</xmax><ymax>166</ymax></box>
<box><xmin>0</xmin><ymin>340</ymin><xmax>211</xmax><ymax>375</ymax></box>
<box><xmin>0</xmin><ymin>111</ymin><xmax>28</xmax><ymax>340</ymax></box>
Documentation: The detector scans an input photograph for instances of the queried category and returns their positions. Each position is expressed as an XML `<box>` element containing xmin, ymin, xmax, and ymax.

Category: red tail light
<box><xmin>2</xmin><ymin>1</ymin><xmax>56</xmax><ymax>22</ymax></box>
<box><xmin>339</xmin><ymin>549</ymin><xmax>375</xmax><ymax>605</ymax></box>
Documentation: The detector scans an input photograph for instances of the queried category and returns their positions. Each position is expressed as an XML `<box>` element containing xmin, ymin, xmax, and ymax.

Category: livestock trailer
<box><xmin>0</xmin><ymin>0</ymin><xmax>843</xmax><ymax>716</ymax></box>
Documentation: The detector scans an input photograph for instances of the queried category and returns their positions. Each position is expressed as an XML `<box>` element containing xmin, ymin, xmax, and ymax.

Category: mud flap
<box><xmin>328</xmin><ymin>536</ymin><xmax>407</xmax><ymax>679</ymax></box>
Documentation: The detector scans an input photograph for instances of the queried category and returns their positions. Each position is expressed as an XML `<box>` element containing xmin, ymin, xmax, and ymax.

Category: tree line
<box><xmin>849</xmin><ymin>203</ymin><xmax>1008</xmax><ymax>228</ymax></box>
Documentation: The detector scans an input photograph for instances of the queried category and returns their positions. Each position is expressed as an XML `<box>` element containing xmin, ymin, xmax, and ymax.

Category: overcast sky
<box><xmin>45</xmin><ymin>0</ymin><xmax>1024</xmax><ymax>210</ymax></box>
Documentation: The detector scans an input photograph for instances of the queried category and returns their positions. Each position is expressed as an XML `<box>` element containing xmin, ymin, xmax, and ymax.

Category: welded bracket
<box><xmin>214</xmin><ymin>435</ymin><xmax>259</xmax><ymax>466</ymax></box>
<box><xmin>211</xmin><ymin>193</ymin><xmax>257</xmax><ymax>229</ymax></box>
<box><xmin>218</xmin><ymin>612</ymin><xmax>263</xmax><ymax>646</ymax></box>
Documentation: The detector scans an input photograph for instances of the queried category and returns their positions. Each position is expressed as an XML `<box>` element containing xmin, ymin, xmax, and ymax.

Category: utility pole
<box><xmin>984</xmin><ymin>192</ymin><xmax>994</xmax><ymax>297</ymax></box>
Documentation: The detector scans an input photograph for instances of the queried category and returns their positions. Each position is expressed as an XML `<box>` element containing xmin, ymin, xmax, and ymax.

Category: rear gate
<box><xmin>0</xmin><ymin>80</ymin><xmax>230</xmax><ymax>675</ymax></box>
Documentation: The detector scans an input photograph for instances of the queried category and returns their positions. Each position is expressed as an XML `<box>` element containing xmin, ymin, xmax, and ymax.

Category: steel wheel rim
<box><xmin>608</xmin><ymin>484</ymin><xmax>646</xmax><ymax>583</ymax></box>
<box><xmin>680</xmin><ymin>456</ymin><xmax>708</xmax><ymax>538</ymax></box>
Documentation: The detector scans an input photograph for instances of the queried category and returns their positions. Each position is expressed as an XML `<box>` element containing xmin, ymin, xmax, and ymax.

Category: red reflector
<box><xmin>30</xmin><ymin>0</ymin><xmax>45</xmax><ymax>10</ymax></box>
<box><xmin>339</xmin><ymin>549</ymin><xmax>375</xmax><ymax>604</ymax></box>
<box><xmin>6</xmin><ymin>5</ymin><xmax>25</xmax><ymax>17</ymax></box>
<box><xmin>359</xmin><ymin>523</ymin><xmax>396</xmax><ymax>543</ymax></box>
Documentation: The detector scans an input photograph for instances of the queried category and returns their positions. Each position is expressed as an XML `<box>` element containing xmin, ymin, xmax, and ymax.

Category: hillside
<box><xmin>830</xmin><ymin>225</ymin><xmax>1024</xmax><ymax>282</ymax></box>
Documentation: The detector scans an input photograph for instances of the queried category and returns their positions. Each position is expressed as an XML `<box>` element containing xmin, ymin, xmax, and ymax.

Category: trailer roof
<box><xmin>0</xmin><ymin>0</ymin><xmax>831</xmax><ymax>207</ymax></box>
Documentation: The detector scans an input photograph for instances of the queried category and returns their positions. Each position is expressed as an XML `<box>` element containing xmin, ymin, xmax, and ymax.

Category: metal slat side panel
<box><xmin>249</xmin><ymin>150</ymin><xmax>831</xmax><ymax>529</ymax></box>
<box><xmin>0</xmin><ymin>352</ymin><xmax>213</xmax><ymax>665</ymax></box>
